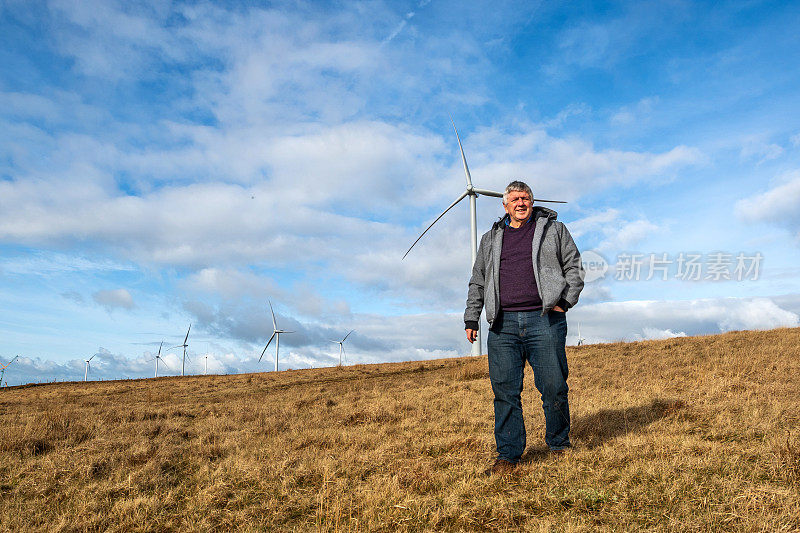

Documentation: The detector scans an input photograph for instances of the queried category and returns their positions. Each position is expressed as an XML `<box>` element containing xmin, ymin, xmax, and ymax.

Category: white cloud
<box><xmin>0</xmin><ymin>252</ymin><xmax>134</xmax><ymax>276</ymax></box>
<box><xmin>736</xmin><ymin>170</ymin><xmax>800</xmax><ymax>239</ymax></box>
<box><xmin>740</xmin><ymin>138</ymin><xmax>784</xmax><ymax>163</ymax></box>
<box><xmin>182</xmin><ymin>268</ymin><xmax>278</xmax><ymax>301</ymax></box>
<box><xmin>638</xmin><ymin>328</ymin><xmax>687</xmax><ymax>340</ymax></box>
<box><xmin>567</xmin><ymin>296</ymin><xmax>798</xmax><ymax>345</ymax></box>
<box><xmin>93</xmin><ymin>289</ymin><xmax>135</xmax><ymax>311</ymax></box>
<box><xmin>604</xmin><ymin>218</ymin><xmax>660</xmax><ymax>250</ymax></box>
<box><xmin>0</xmin><ymin>118</ymin><xmax>697</xmax><ymax>307</ymax></box>
<box><xmin>610</xmin><ymin>111</ymin><xmax>635</xmax><ymax>126</ymax></box>
<box><xmin>568</xmin><ymin>208</ymin><xmax>621</xmax><ymax>238</ymax></box>
<box><xmin>2</xmin><ymin>348</ymin><xmax>203</xmax><ymax>386</ymax></box>
<box><xmin>568</xmin><ymin>208</ymin><xmax>660</xmax><ymax>253</ymax></box>
<box><xmin>460</xmin><ymin>126</ymin><xmax>702</xmax><ymax>202</ymax></box>
<box><xmin>611</xmin><ymin>96</ymin><xmax>659</xmax><ymax>126</ymax></box>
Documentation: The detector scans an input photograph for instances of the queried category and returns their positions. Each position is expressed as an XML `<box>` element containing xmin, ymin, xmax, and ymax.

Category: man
<box><xmin>464</xmin><ymin>180</ymin><xmax>583</xmax><ymax>474</ymax></box>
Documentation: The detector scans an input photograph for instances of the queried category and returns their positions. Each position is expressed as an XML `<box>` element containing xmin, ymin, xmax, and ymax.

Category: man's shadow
<box><xmin>521</xmin><ymin>398</ymin><xmax>685</xmax><ymax>463</ymax></box>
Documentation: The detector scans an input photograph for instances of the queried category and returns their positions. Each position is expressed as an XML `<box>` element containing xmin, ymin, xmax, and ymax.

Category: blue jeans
<box><xmin>487</xmin><ymin>310</ymin><xmax>570</xmax><ymax>462</ymax></box>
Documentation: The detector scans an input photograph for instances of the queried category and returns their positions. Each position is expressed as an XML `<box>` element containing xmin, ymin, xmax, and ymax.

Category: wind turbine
<box><xmin>203</xmin><ymin>344</ymin><xmax>211</xmax><ymax>376</ymax></box>
<box><xmin>84</xmin><ymin>353</ymin><xmax>97</xmax><ymax>382</ymax></box>
<box><xmin>170</xmin><ymin>324</ymin><xmax>191</xmax><ymax>376</ymax></box>
<box><xmin>330</xmin><ymin>330</ymin><xmax>354</xmax><ymax>367</ymax></box>
<box><xmin>403</xmin><ymin>119</ymin><xmax>566</xmax><ymax>357</ymax></box>
<box><xmin>259</xmin><ymin>300</ymin><xmax>294</xmax><ymax>372</ymax></box>
<box><xmin>1</xmin><ymin>356</ymin><xmax>19</xmax><ymax>386</ymax></box>
<box><xmin>149</xmin><ymin>341</ymin><xmax>173</xmax><ymax>378</ymax></box>
<box><xmin>577</xmin><ymin>323</ymin><xmax>585</xmax><ymax>346</ymax></box>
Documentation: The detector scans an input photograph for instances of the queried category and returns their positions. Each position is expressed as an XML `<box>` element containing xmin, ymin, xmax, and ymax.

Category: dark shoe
<box><xmin>487</xmin><ymin>458</ymin><xmax>517</xmax><ymax>475</ymax></box>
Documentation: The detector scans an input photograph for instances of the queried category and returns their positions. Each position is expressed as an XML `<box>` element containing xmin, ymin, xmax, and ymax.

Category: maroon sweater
<box><xmin>499</xmin><ymin>217</ymin><xmax>542</xmax><ymax>311</ymax></box>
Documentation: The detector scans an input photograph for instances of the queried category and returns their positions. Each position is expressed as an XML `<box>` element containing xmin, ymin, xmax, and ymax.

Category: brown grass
<box><xmin>1</xmin><ymin>328</ymin><xmax>800</xmax><ymax>531</ymax></box>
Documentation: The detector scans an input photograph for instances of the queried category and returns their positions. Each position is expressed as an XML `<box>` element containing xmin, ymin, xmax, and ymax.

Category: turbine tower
<box><xmin>330</xmin><ymin>330</ymin><xmax>354</xmax><ymax>366</ymax></box>
<box><xmin>84</xmin><ymin>353</ymin><xmax>97</xmax><ymax>382</ymax></box>
<box><xmin>1</xmin><ymin>356</ymin><xmax>19</xmax><ymax>386</ymax></box>
<box><xmin>171</xmin><ymin>324</ymin><xmax>191</xmax><ymax>376</ymax></box>
<box><xmin>577</xmin><ymin>323</ymin><xmax>585</xmax><ymax>346</ymax></box>
<box><xmin>404</xmin><ymin>119</ymin><xmax>566</xmax><ymax>357</ymax></box>
<box><xmin>259</xmin><ymin>300</ymin><xmax>294</xmax><ymax>372</ymax></box>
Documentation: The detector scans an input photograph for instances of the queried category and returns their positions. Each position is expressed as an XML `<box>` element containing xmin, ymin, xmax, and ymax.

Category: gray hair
<box><xmin>502</xmin><ymin>180</ymin><xmax>533</xmax><ymax>204</ymax></box>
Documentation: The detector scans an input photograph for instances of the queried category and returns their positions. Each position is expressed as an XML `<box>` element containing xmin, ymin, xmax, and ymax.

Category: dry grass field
<box><xmin>1</xmin><ymin>327</ymin><xmax>799</xmax><ymax>532</ymax></box>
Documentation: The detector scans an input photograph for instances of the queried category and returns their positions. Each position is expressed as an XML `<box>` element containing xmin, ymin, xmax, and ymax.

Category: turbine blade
<box><xmin>88</xmin><ymin>353</ymin><xmax>97</xmax><ymax>362</ymax></box>
<box><xmin>184</xmin><ymin>324</ymin><xmax>191</xmax><ymax>344</ymax></box>
<box><xmin>260</xmin><ymin>332</ymin><xmax>277</xmax><ymax>361</ymax></box>
<box><xmin>158</xmin><ymin>341</ymin><xmax>163</xmax><ymax>356</ymax></box>
<box><xmin>471</xmin><ymin>188</ymin><xmax>503</xmax><ymax>198</ymax></box>
<box><xmin>533</xmin><ymin>198</ymin><xmax>567</xmax><ymax>204</ymax></box>
<box><xmin>268</xmin><ymin>300</ymin><xmax>278</xmax><ymax>330</ymax></box>
<box><xmin>342</xmin><ymin>330</ymin><xmax>354</xmax><ymax>342</ymax></box>
<box><xmin>450</xmin><ymin>117</ymin><xmax>473</xmax><ymax>189</ymax></box>
<box><xmin>403</xmin><ymin>190</ymin><xmax>469</xmax><ymax>259</ymax></box>
<box><xmin>283</xmin><ymin>330</ymin><xmax>295</xmax><ymax>334</ymax></box>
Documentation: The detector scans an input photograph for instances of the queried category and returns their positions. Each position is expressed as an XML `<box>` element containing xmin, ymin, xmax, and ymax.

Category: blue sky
<box><xmin>2</xmin><ymin>0</ymin><xmax>800</xmax><ymax>385</ymax></box>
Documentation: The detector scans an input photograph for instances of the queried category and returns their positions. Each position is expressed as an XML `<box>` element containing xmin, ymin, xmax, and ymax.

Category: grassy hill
<box><xmin>1</xmin><ymin>328</ymin><xmax>799</xmax><ymax>531</ymax></box>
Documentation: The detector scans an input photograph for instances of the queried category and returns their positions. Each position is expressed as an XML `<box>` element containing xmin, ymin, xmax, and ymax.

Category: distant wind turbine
<box><xmin>403</xmin><ymin>119</ymin><xmax>567</xmax><ymax>356</ymax></box>
<box><xmin>330</xmin><ymin>330</ymin><xmax>354</xmax><ymax>366</ymax></box>
<box><xmin>1</xmin><ymin>356</ymin><xmax>19</xmax><ymax>386</ymax></box>
<box><xmin>259</xmin><ymin>301</ymin><xmax>294</xmax><ymax>372</ymax></box>
<box><xmin>170</xmin><ymin>324</ymin><xmax>191</xmax><ymax>376</ymax></box>
<box><xmin>149</xmin><ymin>341</ymin><xmax>173</xmax><ymax>378</ymax></box>
<box><xmin>203</xmin><ymin>344</ymin><xmax>211</xmax><ymax>376</ymax></box>
<box><xmin>84</xmin><ymin>353</ymin><xmax>97</xmax><ymax>382</ymax></box>
<box><xmin>577</xmin><ymin>323</ymin><xmax>585</xmax><ymax>346</ymax></box>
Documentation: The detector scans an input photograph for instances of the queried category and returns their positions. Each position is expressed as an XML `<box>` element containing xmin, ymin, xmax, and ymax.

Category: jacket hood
<box><xmin>492</xmin><ymin>206</ymin><xmax>558</xmax><ymax>230</ymax></box>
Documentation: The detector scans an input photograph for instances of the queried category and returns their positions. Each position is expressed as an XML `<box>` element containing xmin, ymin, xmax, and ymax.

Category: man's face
<box><xmin>504</xmin><ymin>190</ymin><xmax>533</xmax><ymax>226</ymax></box>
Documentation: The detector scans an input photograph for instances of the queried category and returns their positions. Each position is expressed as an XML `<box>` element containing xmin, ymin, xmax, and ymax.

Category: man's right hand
<box><xmin>466</xmin><ymin>329</ymin><xmax>478</xmax><ymax>343</ymax></box>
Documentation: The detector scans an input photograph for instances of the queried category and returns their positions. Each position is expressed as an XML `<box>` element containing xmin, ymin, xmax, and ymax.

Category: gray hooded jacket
<box><xmin>464</xmin><ymin>206</ymin><xmax>584</xmax><ymax>327</ymax></box>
